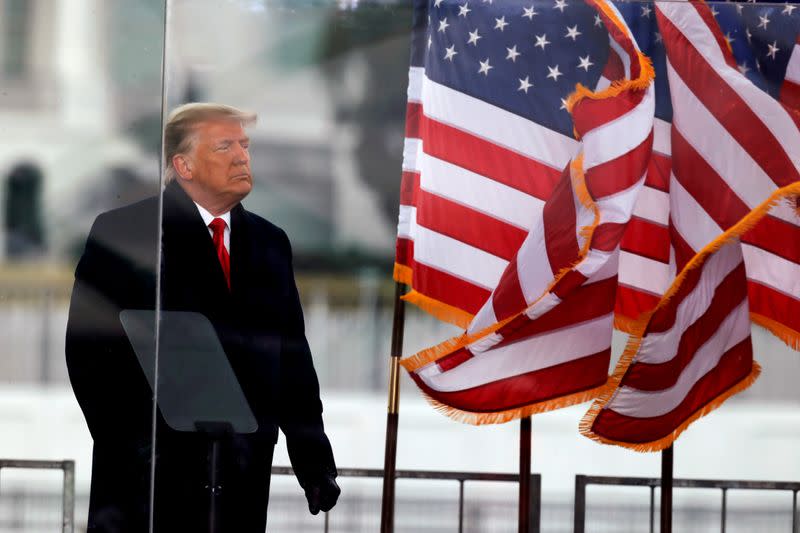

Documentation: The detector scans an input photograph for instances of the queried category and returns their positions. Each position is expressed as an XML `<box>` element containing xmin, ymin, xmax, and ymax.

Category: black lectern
<box><xmin>120</xmin><ymin>310</ymin><xmax>257</xmax><ymax>533</ymax></box>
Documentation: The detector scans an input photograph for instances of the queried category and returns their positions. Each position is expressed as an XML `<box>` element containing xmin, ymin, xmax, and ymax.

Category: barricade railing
<box><xmin>573</xmin><ymin>474</ymin><xmax>800</xmax><ymax>533</ymax></box>
<box><xmin>272</xmin><ymin>466</ymin><xmax>541</xmax><ymax>533</ymax></box>
<box><xmin>0</xmin><ymin>459</ymin><xmax>75</xmax><ymax>533</ymax></box>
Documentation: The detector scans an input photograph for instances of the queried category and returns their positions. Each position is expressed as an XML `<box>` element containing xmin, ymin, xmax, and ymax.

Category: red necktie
<box><xmin>209</xmin><ymin>218</ymin><xmax>230</xmax><ymax>289</ymax></box>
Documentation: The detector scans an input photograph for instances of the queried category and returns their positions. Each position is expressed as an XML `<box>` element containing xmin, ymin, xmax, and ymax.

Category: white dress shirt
<box><xmin>193</xmin><ymin>202</ymin><xmax>231</xmax><ymax>252</ymax></box>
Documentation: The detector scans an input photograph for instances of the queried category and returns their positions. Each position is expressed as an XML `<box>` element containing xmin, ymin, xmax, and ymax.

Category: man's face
<box><xmin>186</xmin><ymin>119</ymin><xmax>252</xmax><ymax>205</ymax></box>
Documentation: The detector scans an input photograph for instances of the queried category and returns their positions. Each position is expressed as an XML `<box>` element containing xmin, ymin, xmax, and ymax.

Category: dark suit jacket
<box><xmin>65</xmin><ymin>181</ymin><xmax>336</xmax><ymax>532</ymax></box>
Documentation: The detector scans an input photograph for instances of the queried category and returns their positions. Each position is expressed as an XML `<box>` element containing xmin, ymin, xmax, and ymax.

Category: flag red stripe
<box><xmin>591</xmin><ymin>339</ymin><xmax>752</xmax><ymax>443</ymax></box>
<box><xmin>551</xmin><ymin>269</ymin><xmax>592</xmax><ymax>300</ymax></box>
<box><xmin>416</xmin><ymin>189</ymin><xmax>528</xmax><ymax>261</ymax></box>
<box><xmin>646</xmin><ymin>256</ymin><xmax>706</xmax><ymax>334</ymax></box>
<box><xmin>400</xmin><ymin>171</ymin><xmax>420</xmax><ymax>207</ymax></box>
<box><xmin>748</xmin><ymin>281</ymin><xmax>800</xmax><ymax>334</ymax></box>
<box><xmin>573</xmin><ymin>87</ymin><xmax>648</xmax><ymax>138</ymax></box>
<box><xmin>585</xmin><ymin>131</ymin><xmax>653</xmax><ymax>199</ymax></box>
<box><xmin>625</xmin><ymin>263</ymin><xmax>748</xmax><ymax>390</ymax></box>
<box><xmin>543</xmin><ymin>169</ymin><xmax>580</xmax><ymax>275</ymax></box>
<box><xmin>671</xmin><ymin>129</ymin><xmax>749</xmax><ymax>228</ymax></box>
<box><xmin>411</xmin><ymin>261</ymin><xmax>491</xmax><ymax>316</ymax></box>
<box><xmin>396</xmin><ymin>238</ymin><xmax>414</xmax><ymax>268</ymax></box>
<box><xmin>592</xmin><ymin>223</ymin><xmax>629</xmax><ymax>253</ymax></box>
<box><xmin>669</xmin><ymin>219</ymin><xmax>696</xmax><ymax>272</ymax></box>
<box><xmin>413</xmin><ymin>349</ymin><xmax>610</xmax><ymax>412</ymax></box>
<box><xmin>420</xmin><ymin>112</ymin><xmax>562</xmax><ymax>200</ymax></box>
<box><xmin>491</xmin><ymin>259</ymin><xmax>528</xmax><ymax>322</ymax></box>
<box><xmin>658</xmin><ymin>12</ymin><xmax>800</xmax><ymax>188</ymax></box>
<box><xmin>779</xmin><ymin>79</ymin><xmax>800</xmax><ymax>111</ymax></box>
<box><xmin>602</xmin><ymin>48</ymin><xmax>625</xmax><ymax>82</ymax></box>
<box><xmin>690</xmin><ymin>2</ymin><xmax>738</xmax><ymax>70</ymax></box>
<box><xmin>645</xmin><ymin>152</ymin><xmax>672</xmax><ymax>192</ymax></box>
<box><xmin>621</xmin><ymin>217</ymin><xmax>671</xmax><ymax>263</ymax></box>
<box><xmin>405</xmin><ymin>102</ymin><xmax>422</xmax><ymax>138</ymax></box>
<box><xmin>497</xmin><ymin>277</ymin><xmax>618</xmax><ymax>345</ymax></box>
<box><xmin>615</xmin><ymin>283</ymin><xmax>661</xmax><ymax>321</ymax></box>
<box><xmin>742</xmin><ymin>215</ymin><xmax>800</xmax><ymax>265</ymax></box>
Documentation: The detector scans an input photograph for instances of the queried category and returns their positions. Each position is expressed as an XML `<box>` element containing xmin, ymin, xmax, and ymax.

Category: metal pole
<box><xmin>721</xmin><ymin>488</ymin><xmax>727</xmax><ymax>533</ymax></box>
<box><xmin>660</xmin><ymin>446</ymin><xmax>673</xmax><ymax>533</ymax></box>
<box><xmin>519</xmin><ymin>416</ymin><xmax>532</xmax><ymax>533</ymax></box>
<box><xmin>574</xmin><ymin>475</ymin><xmax>586</xmax><ymax>533</ymax></box>
<box><xmin>380</xmin><ymin>282</ymin><xmax>406</xmax><ymax>533</ymax></box>
<box><xmin>62</xmin><ymin>460</ymin><xmax>75</xmax><ymax>533</ymax></box>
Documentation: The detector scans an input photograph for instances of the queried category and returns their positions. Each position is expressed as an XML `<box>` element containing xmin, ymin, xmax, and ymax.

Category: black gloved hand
<box><xmin>304</xmin><ymin>475</ymin><xmax>341</xmax><ymax>515</ymax></box>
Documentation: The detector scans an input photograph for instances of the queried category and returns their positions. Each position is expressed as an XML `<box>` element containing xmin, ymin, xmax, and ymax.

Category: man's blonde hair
<box><xmin>163</xmin><ymin>102</ymin><xmax>257</xmax><ymax>183</ymax></box>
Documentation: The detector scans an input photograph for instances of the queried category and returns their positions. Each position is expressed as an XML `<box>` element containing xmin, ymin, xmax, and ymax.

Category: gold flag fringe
<box><xmin>579</xmin><ymin>362</ymin><xmax>760</xmax><ymax>452</ymax></box>
<box><xmin>613</xmin><ymin>313</ymin><xmax>642</xmax><ymax>335</ymax></box>
<box><xmin>422</xmin><ymin>382</ymin><xmax>608</xmax><ymax>426</ymax></box>
<box><xmin>581</xmin><ymin>181</ymin><xmax>800</xmax><ymax>450</ymax></box>
<box><xmin>393</xmin><ymin>262</ymin><xmax>474</xmax><ymax>328</ymax></box>
<box><xmin>751</xmin><ymin>312</ymin><xmax>800</xmax><ymax>351</ymax></box>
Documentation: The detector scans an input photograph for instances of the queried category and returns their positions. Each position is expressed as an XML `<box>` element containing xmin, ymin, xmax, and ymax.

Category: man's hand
<box><xmin>304</xmin><ymin>476</ymin><xmax>341</xmax><ymax>515</ymax></box>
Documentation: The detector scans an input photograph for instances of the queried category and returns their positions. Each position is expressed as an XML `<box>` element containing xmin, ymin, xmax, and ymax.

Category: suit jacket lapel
<box><xmin>162</xmin><ymin>182</ymin><xmax>232</xmax><ymax>305</ymax></box>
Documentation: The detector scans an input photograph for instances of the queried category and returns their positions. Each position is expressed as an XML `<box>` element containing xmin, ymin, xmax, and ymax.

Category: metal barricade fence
<box><xmin>0</xmin><ymin>459</ymin><xmax>75</xmax><ymax>533</ymax></box>
<box><xmin>271</xmin><ymin>466</ymin><xmax>541</xmax><ymax>533</ymax></box>
<box><xmin>573</xmin><ymin>475</ymin><xmax>800</xmax><ymax>533</ymax></box>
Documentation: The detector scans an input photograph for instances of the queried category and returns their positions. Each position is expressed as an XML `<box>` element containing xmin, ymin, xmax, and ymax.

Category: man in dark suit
<box><xmin>66</xmin><ymin>103</ymin><xmax>340</xmax><ymax>531</ymax></box>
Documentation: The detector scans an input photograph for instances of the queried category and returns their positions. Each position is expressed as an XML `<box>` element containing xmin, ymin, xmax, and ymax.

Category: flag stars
<box><xmin>758</xmin><ymin>14</ymin><xmax>770</xmax><ymax>29</ymax></box>
<box><xmin>709</xmin><ymin>5</ymin><xmax>719</xmax><ymax>17</ymax></box>
<box><xmin>434</xmin><ymin>0</ymin><xmax>444</xmax><ymax>6</ymax></box>
<box><xmin>735</xmin><ymin>3</ymin><xmax>744</xmax><ymax>15</ymax></box>
<box><xmin>428</xmin><ymin>35</ymin><xmax>433</xmax><ymax>49</ymax></box>
<box><xmin>478</xmin><ymin>58</ymin><xmax>494</xmax><ymax>75</ymax></box>
<box><xmin>506</xmin><ymin>45</ymin><xmax>521</xmax><ymax>61</ymax></box>
<box><xmin>594</xmin><ymin>14</ymin><xmax>602</xmax><ymax>27</ymax></box>
<box><xmin>737</xmin><ymin>62</ymin><xmax>750</xmax><ymax>75</ymax></box>
<box><xmin>577</xmin><ymin>55</ymin><xmax>594</xmax><ymax>71</ymax></box>
<box><xmin>724</xmin><ymin>32</ymin><xmax>735</xmax><ymax>45</ymax></box>
<box><xmin>534</xmin><ymin>33</ymin><xmax>550</xmax><ymax>50</ymax></box>
<box><xmin>518</xmin><ymin>76</ymin><xmax>533</xmax><ymax>93</ymax></box>
<box><xmin>554</xmin><ymin>0</ymin><xmax>567</xmax><ymax>12</ymax></box>
<box><xmin>468</xmin><ymin>29</ymin><xmax>482</xmax><ymax>45</ymax></box>
<box><xmin>458</xmin><ymin>2</ymin><xmax>471</xmax><ymax>17</ymax></box>
<box><xmin>767</xmin><ymin>41</ymin><xmax>780</xmax><ymax>59</ymax></box>
<box><xmin>641</xmin><ymin>4</ymin><xmax>652</xmax><ymax>17</ymax></box>
<box><xmin>444</xmin><ymin>44</ymin><xmax>458</xmax><ymax>61</ymax></box>
<box><xmin>783</xmin><ymin>3</ymin><xmax>797</xmax><ymax>15</ymax></box>
<box><xmin>438</xmin><ymin>18</ymin><xmax>450</xmax><ymax>33</ymax></box>
<box><xmin>494</xmin><ymin>16</ymin><xmax>509</xmax><ymax>31</ymax></box>
<box><xmin>654</xmin><ymin>32</ymin><xmax>663</xmax><ymax>43</ymax></box>
<box><xmin>745</xmin><ymin>27</ymin><xmax>752</xmax><ymax>42</ymax></box>
<box><xmin>565</xmin><ymin>25</ymin><xmax>582</xmax><ymax>40</ymax></box>
<box><xmin>523</xmin><ymin>6</ymin><xmax>538</xmax><ymax>20</ymax></box>
<box><xmin>560</xmin><ymin>98</ymin><xmax>569</xmax><ymax>110</ymax></box>
<box><xmin>547</xmin><ymin>64</ymin><xmax>563</xmax><ymax>81</ymax></box>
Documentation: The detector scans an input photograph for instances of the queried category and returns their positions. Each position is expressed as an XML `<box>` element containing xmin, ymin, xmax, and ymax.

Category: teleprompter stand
<box><xmin>121</xmin><ymin>310</ymin><xmax>258</xmax><ymax>533</ymax></box>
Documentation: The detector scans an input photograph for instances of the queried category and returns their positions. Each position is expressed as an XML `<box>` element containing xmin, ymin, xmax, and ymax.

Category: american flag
<box><xmin>396</xmin><ymin>0</ymin><xmax>655</xmax><ymax>423</ymax></box>
<box><xmin>583</xmin><ymin>0</ymin><xmax>800</xmax><ymax>450</ymax></box>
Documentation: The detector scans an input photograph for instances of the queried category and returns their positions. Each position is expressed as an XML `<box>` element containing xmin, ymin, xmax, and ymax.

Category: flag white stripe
<box><xmin>418</xmin><ymin>151</ymin><xmax>546</xmax><ymax>230</ymax></box>
<box><xmin>669</xmin><ymin>174</ymin><xmax>723</xmax><ymax>252</ymax></box>
<box><xmin>653</xmin><ymin>118</ymin><xmax>672</xmax><ymax>156</ymax></box>
<box><xmin>668</xmin><ymin>62</ymin><xmax>779</xmax><ymax>210</ymax></box>
<box><xmin>786</xmin><ymin>43</ymin><xmax>800</xmax><ymax>84</ymax></box>
<box><xmin>632</xmin><ymin>185</ymin><xmax>670</xmax><ymax>226</ymax></box>
<box><xmin>397</xmin><ymin>205</ymin><xmax>416</xmax><ymax>239</ymax></box>
<box><xmin>610</xmin><ymin>300</ymin><xmax>750</xmax><ymax>417</ymax></box>
<box><xmin>413</xmin><ymin>225</ymin><xmax>508</xmax><ymax>290</ymax></box>
<box><xmin>582</xmin><ymin>86</ymin><xmax>655</xmax><ymax>171</ymax></box>
<box><xmin>658</xmin><ymin>3</ymin><xmax>800</xmax><ymax>170</ymax></box>
<box><xmin>743</xmin><ymin>244</ymin><xmax>800</xmax><ymax>300</ymax></box>
<box><xmin>596</xmin><ymin>176</ymin><xmax>647</xmax><ymax>225</ymax></box>
<box><xmin>619</xmin><ymin>250</ymin><xmax>673</xmax><ymax>296</ymax></box>
<box><xmin>418</xmin><ymin>74</ymin><xmax>579</xmax><ymax>170</ymax></box>
<box><xmin>636</xmin><ymin>241</ymin><xmax>743</xmax><ymax>364</ymax></box>
<box><xmin>419</xmin><ymin>314</ymin><xmax>613</xmax><ymax>391</ymax></box>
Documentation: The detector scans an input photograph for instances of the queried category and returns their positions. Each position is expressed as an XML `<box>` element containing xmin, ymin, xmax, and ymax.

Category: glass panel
<box><xmin>158</xmin><ymin>1</ymin><xmax>800</xmax><ymax>532</ymax></box>
<box><xmin>0</xmin><ymin>0</ymin><xmax>165</xmax><ymax>531</ymax></box>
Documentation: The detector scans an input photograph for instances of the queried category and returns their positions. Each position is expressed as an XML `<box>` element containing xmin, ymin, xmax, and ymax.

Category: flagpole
<box><xmin>519</xmin><ymin>416</ymin><xmax>532</xmax><ymax>533</ymax></box>
<box><xmin>380</xmin><ymin>282</ymin><xmax>406</xmax><ymax>533</ymax></box>
<box><xmin>660</xmin><ymin>445</ymin><xmax>674</xmax><ymax>533</ymax></box>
